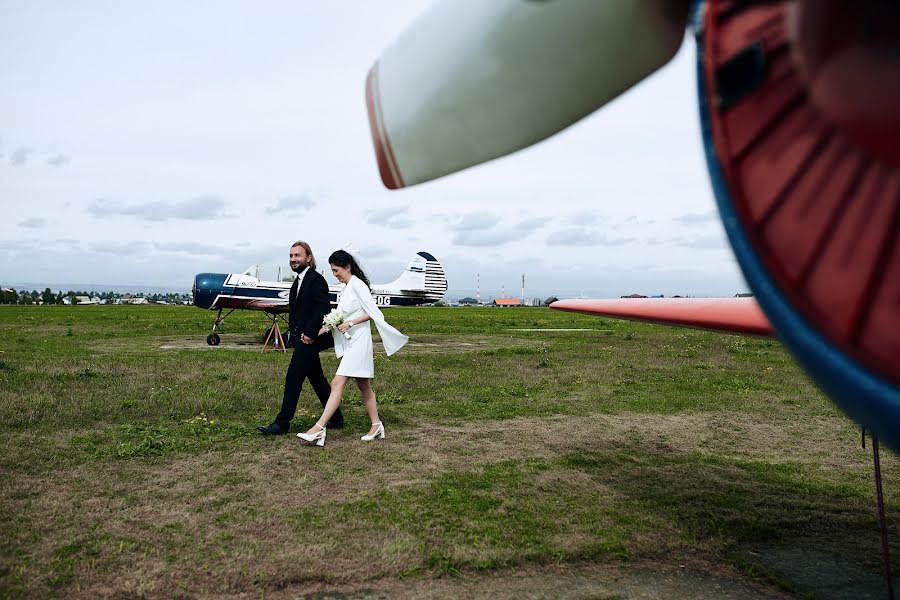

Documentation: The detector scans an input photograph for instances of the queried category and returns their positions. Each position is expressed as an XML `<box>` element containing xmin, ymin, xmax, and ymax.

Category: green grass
<box><xmin>0</xmin><ymin>305</ymin><xmax>896</xmax><ymax>598</ymax></box>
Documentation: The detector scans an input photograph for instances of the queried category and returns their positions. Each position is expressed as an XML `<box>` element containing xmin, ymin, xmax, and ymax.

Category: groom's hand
<box><xmin>300</xmin><ymin>333</ymin><xmax>313</xmax><ymax>345</ymax></box>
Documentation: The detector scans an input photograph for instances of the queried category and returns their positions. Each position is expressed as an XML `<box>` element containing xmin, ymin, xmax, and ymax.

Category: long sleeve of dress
<box><xmin>353</xmin><ymin>278</ymin><xmax>409</xmax><ymax>356</ymax></box>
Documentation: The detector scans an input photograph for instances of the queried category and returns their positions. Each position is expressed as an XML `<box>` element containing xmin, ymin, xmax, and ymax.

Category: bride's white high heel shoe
<box><xmin>361</xmin><ymin>421</ymin><xmax>385</xmax><ymax>441</ymax></box>
<box><xmin>297</xmin><ymin>423</ymin><xmax>326</xmax><ymax>446</ymax></box>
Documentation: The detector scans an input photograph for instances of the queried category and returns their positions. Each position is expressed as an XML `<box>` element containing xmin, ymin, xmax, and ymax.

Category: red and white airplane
<box><xmin>363</xmin><ymin>0</ymin><xmax>900</xmax><ymax>449</ymax></box>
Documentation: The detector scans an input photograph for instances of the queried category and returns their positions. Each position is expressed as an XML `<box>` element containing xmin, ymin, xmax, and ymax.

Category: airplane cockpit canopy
<box><xmin>241</xmin><ymin>265</ymin><xmax>296</xmax><ymax>282</ymax></box>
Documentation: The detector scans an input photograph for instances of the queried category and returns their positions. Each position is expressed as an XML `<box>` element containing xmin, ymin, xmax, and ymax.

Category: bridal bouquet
<box><xmin>323</xmin><ymin>309</ymin><xmax>352</xmax><ymax>340</ymax></box>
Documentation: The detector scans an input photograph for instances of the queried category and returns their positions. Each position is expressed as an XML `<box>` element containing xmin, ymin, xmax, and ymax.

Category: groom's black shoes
<box><xmin>257</xmin><ymin>423</ymin><xmax>289</xmax><ymax>435</ymax></box>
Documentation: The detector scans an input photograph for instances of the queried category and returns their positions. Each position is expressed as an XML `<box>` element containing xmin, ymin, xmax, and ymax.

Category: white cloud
<box><xmin>445</xmin><ymin>212</ymin><xmax>501</xmax><ymax>231</ymax></box>
<box><xmin>87</xmin><ymin>195</ymin><xmax>229</xmax><ymax>221</ymax></box>
<box><xmin>365</xmin><ymin>206</ymin><xmax>413</xmax><ymax>229</ymax></box>
<box><xmin>19</xmin><ymin>218</ymin><xmax>46</xmax><ymax>228</ymax></box>
<box><xmin>450</xmin><ymin>215</ymin><xmax>551</xmax><ymax>247</ymax></box>
<box><xmin>90</xmin><ymin>241</ymin><xmax>151</xmax><ymax>256</ymax></box>
<box><xmin>154</xmin><ymin>241</ymin><xmax>223</xmax><ymax>255</ymax></box>
<box><xmin>452</xmin><ymin>229</ymin><xmax>521</xmax><ymax>247</ymax></box>
<box><xmin>566</xmin><ymin>211</ymin><xmax>607</xmax><ymax>226</ymax></box>
<box><xmin>515</xmin><ymin>216</ymin><xmax>553</xmax><ymax>233</ymax></box>
<box><xmin>669</xmin><ymin>233</ymin><xmax>729</xmax><ymax>249</ymax></box>
<box><xmin>265</xmin><ymin>194</ymin><xmax>315</xmax><ymax>215</ymax></box>
<box><xmin>359</xmin><ymin>245</ymin><xmax>392</xmax><ymax>259</ymax></box>
<box><xmin>545</xmin><ymin>228</ymin><xmax>636</xmax><ymax>247</ymax></box>
<box><xmin>47</xmin><ymin>154</ymin><xmax>69</xmax><ymax>168</ymax></box>
<box><xmin>10</xmin><ymin>147</ymin><xmax>35</xmax><ymax>166</ymax></box>
<box><xmin>675</xmin><ymin>210</ymin><xmax>719</xmax><ymax>227</ymax></box>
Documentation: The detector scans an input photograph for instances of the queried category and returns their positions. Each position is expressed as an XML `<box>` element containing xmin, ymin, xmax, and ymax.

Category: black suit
<box><xmin>273</xmin><ymin>267</ymin><xmax>343</xmax><ymax>429</ymax></box>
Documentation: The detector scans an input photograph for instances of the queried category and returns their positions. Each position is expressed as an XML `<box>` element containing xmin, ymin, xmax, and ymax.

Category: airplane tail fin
<box><xmin>385</xmin><ymin>251</ymin><xmax>448</xmax><ymax>302</ymax></box>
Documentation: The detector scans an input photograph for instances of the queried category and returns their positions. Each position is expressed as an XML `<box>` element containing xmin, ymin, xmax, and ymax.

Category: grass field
<box><xmin>1</xmin><ymin>305</ymin><xmax>897</xmax><ymax>599</ymax></box>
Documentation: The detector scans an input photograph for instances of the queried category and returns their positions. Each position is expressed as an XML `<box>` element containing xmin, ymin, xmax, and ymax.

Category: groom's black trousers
<box><xmin>275</xmin><ymin>342</ymin><xmax>343</xmax><ymax>429</ymax></box>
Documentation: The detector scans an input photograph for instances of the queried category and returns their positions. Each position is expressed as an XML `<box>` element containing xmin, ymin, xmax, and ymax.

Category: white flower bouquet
<box><xmin>323</xmin><ymin>309</ymin><xmax>352</xmax><ymax>340</ymax></box>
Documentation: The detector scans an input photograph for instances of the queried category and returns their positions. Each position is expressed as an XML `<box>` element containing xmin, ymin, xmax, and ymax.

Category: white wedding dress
<box><xmin>331</xmin><ymin>275</ymin><xmax>408</xmax><ymax>378</ymax></box>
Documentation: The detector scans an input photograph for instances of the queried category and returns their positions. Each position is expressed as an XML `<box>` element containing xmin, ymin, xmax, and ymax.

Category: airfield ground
<box><xmin>1</xmin><ymin>305</ymin><xmax>898</xmax><ymax>599</ymax></box>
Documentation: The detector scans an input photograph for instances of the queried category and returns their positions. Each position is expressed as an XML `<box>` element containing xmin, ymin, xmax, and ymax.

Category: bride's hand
<box><xmin>338</xmin><ymin>323</ymin><xmax>351</xmax><ymax>333</ymax></box>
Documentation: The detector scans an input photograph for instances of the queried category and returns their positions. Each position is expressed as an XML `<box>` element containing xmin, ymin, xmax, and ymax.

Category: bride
<box><xmin>297</xmin><ymin>249</ymin><xmax>408</xmax><ymax>446</ymax></box>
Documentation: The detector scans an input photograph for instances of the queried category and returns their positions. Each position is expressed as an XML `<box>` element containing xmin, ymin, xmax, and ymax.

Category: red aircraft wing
<box><xmin>550</xmin><ymin>297</ymin><xmax>774</xmax><ymax>338</ymax></box>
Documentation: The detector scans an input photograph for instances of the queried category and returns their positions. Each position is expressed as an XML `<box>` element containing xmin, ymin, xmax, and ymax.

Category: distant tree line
<box><xmin>0</xmin><ymin>288</ymin><xmax>191</xmax><ymax>305</ymax></box>
<box><xmin>0</xmin><ymin>288</ymin><xmax>63</xmax><ymax>305</ymax></box>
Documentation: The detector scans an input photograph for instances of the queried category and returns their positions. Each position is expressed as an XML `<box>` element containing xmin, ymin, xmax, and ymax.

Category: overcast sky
<box><xmin>1</xmin><ymin>1</ymin><xmax>748</xmax><ymax>300</ymax></box>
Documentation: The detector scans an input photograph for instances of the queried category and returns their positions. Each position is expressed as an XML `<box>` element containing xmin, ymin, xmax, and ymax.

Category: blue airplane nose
<box><xmin>192</xmin><ymin>273</ymin><xmax>230</xmax><ymax>310</ymax></box>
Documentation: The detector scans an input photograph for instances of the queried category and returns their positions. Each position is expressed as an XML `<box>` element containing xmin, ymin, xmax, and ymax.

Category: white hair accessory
<box><xmin>341</xmin><ymin>242</ymin><xmax>368</xmax><ymax>278</ymax></box>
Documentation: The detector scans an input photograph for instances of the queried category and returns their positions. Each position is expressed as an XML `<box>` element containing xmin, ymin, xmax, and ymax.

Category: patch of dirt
<box><xmin>257</xmin><ymin>560</ymin><xmax>791</xmax><ymax>600</ymax></box>
<box><xmin>401</xmin><ymin>338</ymin><xmax>504</xmax><ymax>354</ymax></box>
<box><xmin>507</xmin><ymin>328</ymin><xmax>602</xmax><ymax>332</ymax></box>
<box><xmin>156</xmin><ymin>336</ymin><xmax>506</xmax><ymax>354</ymax></box>
<box><xmin>157</xmin><ymin>337</ymin><xmax>269</xmax><ymax>351</ymax></box>
<box><xmin>752</xmin><ymin>545</ymin><xmax>898</xmax><ymax>600</ymax></box>
<box><xmin>14</xmin><ymin>413</ymin><xmax>897</xmax><ymax>598</ymax></box>
<box><xmin>37</xmin><ymin>412</ymin><xmax>892</xmax><ymax>525</ymax></box>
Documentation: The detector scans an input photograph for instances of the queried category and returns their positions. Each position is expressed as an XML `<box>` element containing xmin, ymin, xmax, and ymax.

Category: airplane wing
<box><xmin>550</xmin><ymin>297</ymin><xmax>774</xmax><ymax>337</ymax></box>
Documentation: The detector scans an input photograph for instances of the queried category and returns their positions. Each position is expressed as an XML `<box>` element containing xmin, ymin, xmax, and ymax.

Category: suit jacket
<box><xmin>289</xmin><ymin>268</ymin><xmax>335</xmax><ymax>351</ymax></box>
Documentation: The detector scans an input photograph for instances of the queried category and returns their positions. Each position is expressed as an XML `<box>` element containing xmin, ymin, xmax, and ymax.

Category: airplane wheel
<box><xmin>207</xmin><ymin>333</ymin><xmax>221</xmax><ymax>346</ymax></box>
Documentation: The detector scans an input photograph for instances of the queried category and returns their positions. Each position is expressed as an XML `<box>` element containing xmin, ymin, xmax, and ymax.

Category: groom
<box><xmin>257</xmin><ymin>240</ymin><xmax>344</xmax><ymax>434</ymax></box>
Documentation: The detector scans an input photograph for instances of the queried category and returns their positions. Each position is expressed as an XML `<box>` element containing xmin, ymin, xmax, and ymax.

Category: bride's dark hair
<box><xmin>328</xmin><ymin>250</ymin><xmax>370</xmax><ymax>289</ymax></box>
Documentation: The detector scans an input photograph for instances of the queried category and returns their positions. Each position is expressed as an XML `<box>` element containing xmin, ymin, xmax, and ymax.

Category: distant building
<box><xmin>492</xmin><ymin>297</ymin><xmax>521</xmax><ymax>307</ymax></box>
<box><xmin>115</xmin><ymin>294</ymin><xmax>148</xmax><ymax>305</ymax></box>
<box><xmin>458</xmin><ymin>297</ymin><xmax>480</xmax><ymax>306</ymax></box>
<box><xmin>621</xmin><ymin>293</ymin><xmax>648</xmax><ymax>299</ymax></box>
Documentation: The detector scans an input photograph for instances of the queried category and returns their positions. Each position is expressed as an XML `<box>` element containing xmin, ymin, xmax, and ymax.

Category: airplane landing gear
<box><xmin>202</xmin><ymin>307</ymin><xmax>289</xmax><ymax>350</ymax></box>
<box><xmin>205</xmin><ymin>308</ymin><xmax>234</xmax><ymax>346</ymax></box>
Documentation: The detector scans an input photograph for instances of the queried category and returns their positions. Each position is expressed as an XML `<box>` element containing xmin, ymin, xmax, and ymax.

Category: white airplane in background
<box><xmin>193</xmin><ymin>251</ymin><xmax>447</xmax><ymax>345</ymax></box>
